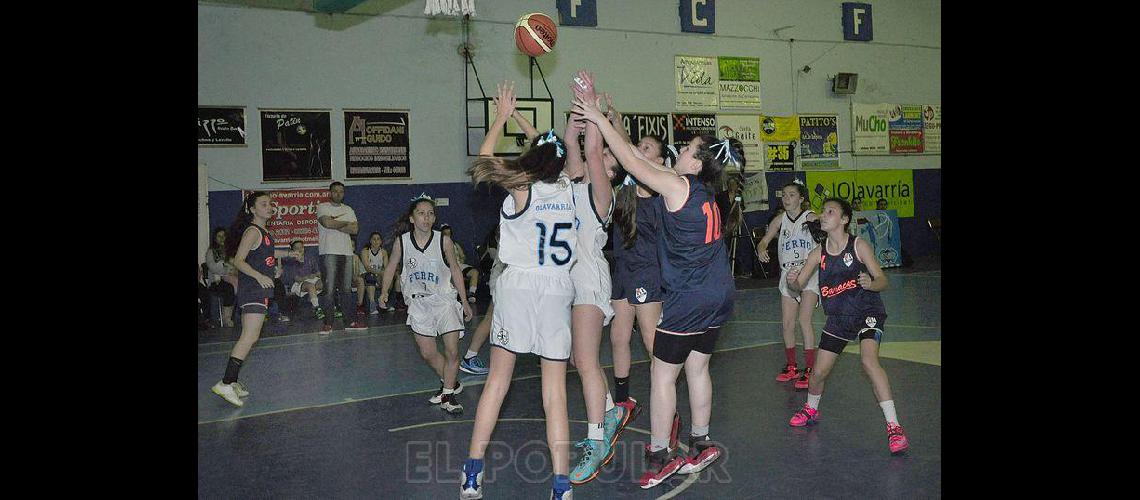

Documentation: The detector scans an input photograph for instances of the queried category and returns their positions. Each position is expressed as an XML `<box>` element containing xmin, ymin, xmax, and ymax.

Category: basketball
<box><xmin>515</xmin><ymin>12</ymin><xmax>557</xmax><ymax>57</ymax></box>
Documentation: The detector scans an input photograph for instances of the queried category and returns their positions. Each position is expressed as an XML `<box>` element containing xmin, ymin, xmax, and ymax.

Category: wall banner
<box><xmin>717</xmin><ymin>56</ymin><xmax>760</xmax><ymax>110</ymax></box>
<box><xmin>675</xmin><ymin>55</ymin><xmax>718</xmax><ymax>110</ymax></box>
<box><xmin>888</xmin><ymin>104</ymin><xmax>924</xmax><ymax>154</ymax></box>
<box><xmin>241</xmin><ymin>188</ymin><xmax>330</xmax><ymax>248</ymax></box>
<box><xmin>765</xmin><ymin>142</ymin><xmax>795</xmax><ymax>171</ymax></box>
<box><xmin>672</xmin><ymin>113</ymin><xmax>717</xmax><ymax>151</ymax></box>
<box><xmin>716</xmin><ymin>114</ymin><xmax>762</xmax><ymax>173</ymax></box>
<box><xmin>344</xmin><ymin>110</ymin><xmax>410</xmax><ymax>179</ymax></box>
<box><xmin>759</xmin><ymin>115</ymin><xmax>799</xmax><ymax>142</ymax></box>
<box><xmin>922</xmin><ymin>104</ymin><xmax>940</xmax><ymax>154</ymax></box>
<box><xmin>621</xmin><ymin>113</ymin><xmax>671</xmax><ymax>147</ymax></box>
<box><xmin>805</xmin><ymin>169</ymin><xmax>914</xmax><ymax>218</ymax></box>
<box><xmin>260</xmin><ymin>109</ymin><xmax>332</xmax><ymax>182</ymax></box>
<box><xmin>851</xmin><ymin>102</ymin><xmax>890</xmax><ymax>154</ymax></box>
<box><xmin>799</xmin><ymin>114</ymin><xmax>840</xmax><ymax>170</ymax></box>
<box><xmin>198</xmin><ymin>106</ymin><xmax>246</xmax><ymax>146</ymax></box>
<box><xmin>855</xmin><ymin>210</ymin><xmax>901</xmax><ymax>268</ymax></box>
<box><xmin>741</xmin><ymin>171</ymin><xmax>769</xmax><ymax>212</ymax></box>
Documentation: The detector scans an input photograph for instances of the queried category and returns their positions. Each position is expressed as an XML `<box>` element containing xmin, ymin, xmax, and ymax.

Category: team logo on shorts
<box><xmin>408</xmin><ymin>257</ymin><xmax>418</xmax><ymax>269</ymax></box>
<box><xmin>843</xmin><ymin>253</ymin><xmax>853</xmax><ymax>267</ymax></box>
<box><xmin>495</xmin><ymin>327</ymin><xmax>509</xmax><ymax>346</ymax></box>
<box><xmin>635</xmin><ymin>287</ymin><xmax>647</xmax><ymax>303</ymax></box>
<box><xmin>865</xmin><ymin>316</ymin><xmax>877</xmax><ymax>328</ymax></box>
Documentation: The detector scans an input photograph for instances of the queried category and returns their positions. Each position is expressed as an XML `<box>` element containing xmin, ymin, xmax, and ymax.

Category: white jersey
<box><xmin>364</xmin><ymin>247</ymin><xmax>385</xmax><ymax>273</ymax></box>
<box><xmin>399</xmin><ymin>230</ymin><xmax>456</xmax><ymax>299</ymax></box>
<box><xmin>570</xmin><ymin>182</ymin><xmax>613</xmax><ymax>270</ymax></box>
<box><xmin>498</xmin><ymin>174</ymin><xmax>578</xmax><ymax>272</ymax></box>
<box><xmin>777</xmin><ymin>210</ymin><xmax>817</xmax><ymax>269</ymax></box>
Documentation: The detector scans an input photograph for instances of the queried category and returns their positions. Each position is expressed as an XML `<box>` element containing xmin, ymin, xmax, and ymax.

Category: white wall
<box><xmin>198</xmin><ymin>0</ymin><xmax>941</xmax><ymax>191</ymax></box>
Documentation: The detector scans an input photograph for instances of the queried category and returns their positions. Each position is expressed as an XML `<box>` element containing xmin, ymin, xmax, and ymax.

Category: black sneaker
<box><xmin>440</xmin><ymin>393</ymin><xmax>464</xmax><ymax>414</ymax></box>
<box><xmin>677</xmin><ymin>434</ymin><xmax>722</xmax><ymax>475</ymax></box>
<box><xmin>428</xmin><ymin>380</ymin><xmax>464</xmax><ymax>404</ymax></box>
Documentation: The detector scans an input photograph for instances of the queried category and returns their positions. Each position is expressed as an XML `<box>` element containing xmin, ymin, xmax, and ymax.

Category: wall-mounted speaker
<box><xmin>832</xmin><ymin>72</ymin><xmax>858</xmax><ymax>94</ymax></box>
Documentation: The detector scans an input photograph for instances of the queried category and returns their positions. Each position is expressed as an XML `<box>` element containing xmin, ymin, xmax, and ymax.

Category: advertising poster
<box><xmin>855</xmin><ymin>210</ymin><xmax>902</xmax><ymax>268</ymax></box>
<box><xmin>888</xmin><ymin>104</ymin><xmax>924</xmax><ymax>154</ymax></box>
<box><xmin>805</xmin><ymin>169</ymin><xmax>915</xmax><ymax>218</ymax></box>
<box><xmin>621</xmin><ymin>113</ymin><xmax>671</xmax><ymax>147</ymax></box>
<box><xmin>922</xmin><ymin>104</ymin><xmax>940</xmax><ymax>154</ymax></box>
<box><xmin>716</xmin><ymin>114</ymin><xmax>763</xmax><ymax>173</ymax></box>
<box><xmin>344</xmin><ymin>110</ymin><xmax>410</xmax><ymax>179</ymax></box>
<box><xmin>765</xmin><ymin>142</ymin><xmax>795</xmax><ymax>171</ymax></box>
<box><xmin>261</xmin><ymin>109</ymin><xmax>332</xmax><ymax>182</ymax></box>
<box><xmin>717</xmin><ymin>56</ymin><xmax>761</xmax><ymax>109</ymax></box>
<box><xmin>241</xmin><ymin>188</ymin><xmax>330</xmax><ymax>248</ymax></box>
<box><xmin>851</xmin><ymin>102</ymin><xmax>890</xmax><ymax>155</ymax></box>
<box><xmin>675</xmin><ymin>55</ymin><xmax>718</xmax><ymax>110</ymax></box>
<box><xmin>671</xmin><ymin>113</ymin><xmax>717</xmax><ymax>150</ymax></box>
<box><xmin>198</xmin><ymin>106</ymin><xmax>246</xmax><ymax>146</ymax></box>
<box><xmin>798</xmin><ymin>114</ymin><xmax>840</xmax><ymax>170</ymax></box>
<box><xmin>741</xmin><ymin>171</ymin><xmax>769</xmax><ymax>212</ymax></box>
<box><xmin>759</xmin><ymin>115</ymin><xmax>799</xmax><ymax>142</ymax></box>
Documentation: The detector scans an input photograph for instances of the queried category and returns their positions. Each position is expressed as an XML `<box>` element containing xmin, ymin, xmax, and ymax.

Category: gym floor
<box><xmin>198</xmin><ymin>262</ymin><xmax>941</xmax><ymax>498</ymax></box>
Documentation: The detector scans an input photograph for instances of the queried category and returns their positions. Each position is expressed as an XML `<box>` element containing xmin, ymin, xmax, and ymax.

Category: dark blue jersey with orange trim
<box><xmin>613</xmin><ymin>194</ymin><xmax>662</xmax><ymax>277</ymax></box>
<box><xmin>237</xmin><ymin>224</ymin><xmax>276</xmax><ymax>302</ymax></box>
<box><xmin>656</xmin><ymin>175</ymin><xmax>731</xmax><ymax>294</ymax></box>
<box><xmin>817</xmin><ymin>236</ymin><xmax>886</xmax><ymax>317</ymax></box>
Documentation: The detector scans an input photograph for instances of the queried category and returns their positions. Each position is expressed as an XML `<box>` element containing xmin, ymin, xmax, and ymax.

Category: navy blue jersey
<box><xmin>612</xmin><ymin>194</ymin><xmax>662</xmax><ymax>277</ymax></box>
<box><xmin>655</xmin><ymin>175</ymin><xmax>735</xmax><ymax>334</ymax></box>
<box><xmin>237</xmin><ymin>224</ymin><xmax>276</xmax><ymax>302</ymax></box>
<box><xmin>817</xmin><ymin>236</ymin><xmax>886</xmax><ymax>317</ymax></box>
<box><xmin>656</xmin><ymin>175</ymin><xmax>732</xmax><ymax>293</ymax></box>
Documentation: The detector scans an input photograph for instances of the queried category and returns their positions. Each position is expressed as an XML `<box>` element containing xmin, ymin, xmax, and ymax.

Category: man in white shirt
<box><xmin>317</xmin><ymin>182</ymin><xmax>367</xmax><ymax>333</ymax></box>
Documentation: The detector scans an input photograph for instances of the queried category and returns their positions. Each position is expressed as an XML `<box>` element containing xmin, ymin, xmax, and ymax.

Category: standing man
<box><xmin>317</xmin><ymin>182</ymin><xmax>367</xmax><ymax>334</ymax></box>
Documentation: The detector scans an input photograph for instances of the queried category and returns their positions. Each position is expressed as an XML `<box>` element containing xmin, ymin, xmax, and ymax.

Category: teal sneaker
<box><xmin>569</xmin><ymin>438</ymin><xmax>612</xmax><ymax>485</ymax></box>
<box><xmin>603</xmin><ymin>396</ymin><xmax>641</xmax><ymax>447</ymax></box>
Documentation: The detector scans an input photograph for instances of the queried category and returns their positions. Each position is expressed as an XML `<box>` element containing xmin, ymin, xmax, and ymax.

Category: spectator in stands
<box><xmin>360</xmin><ymin>231</ymin><xmax>391</xmax><ymax>314</ymax></box>
<box><xmin>439</xmin><ymin>223</ymin><xmax>480</xmax><ymax>304</ymax></box>
<box><xmin>204</xmin><ymin>227</ymin><xmax>237</xmax><ymax>327</ymax></box>
<box><xmin>316</xmin><ymin>182</ymin><xmax>367</xmax><ymax>333</ymax></box>
<box><xmin>281</xmin><ymin>239</ymin><xmax>324</xmax><ymax>318</ymax></box>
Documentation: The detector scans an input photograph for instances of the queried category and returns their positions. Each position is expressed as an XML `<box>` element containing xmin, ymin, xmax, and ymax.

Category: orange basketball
<box><xmin>515</xmin><ymin>12</ymin><xmax>557</xmax><ymax>57</ymax></box>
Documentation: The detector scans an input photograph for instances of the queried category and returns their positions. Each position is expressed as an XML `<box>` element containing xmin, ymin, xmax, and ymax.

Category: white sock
<box><xmin>443</xmin><ymin>387</ymin><xmax>455</xmax><ymax>395</ymax></box>
<box><xmin>691</xmin><ymin>424</ymin><xmax>709</xmax><ymax>438</ymax></box>
<box><xmin>807</xmin><ymin>393</ymin><xmax>821</xmax><ymax>409</ymax></box>
<box><xmin>468</xmin><ymin>285</ymin><xmax>477</xmax><ymax>294</ymax></box>
<box><xmin>587</xmin><ymin>422</ymin><xmax>603</xmax><ymax>441</ymax></box>
<box><xmin>605</xmin><ymin>392</ymin><xmax>615</xmax><ymax>412</ymax></box>
<box><xmin>310</xmin><ymin>296</ymin><xmax>319</xmax><ymax>307</ymax></box>
<box><xmin>879</xmin><ymin>400</ymin><xmax>898</xmax><ymax>424</ymax></box>
<box><xmin>465</xmin><ymin>350</ymin><xmax>478</xmax><ymax>360</ymax></box>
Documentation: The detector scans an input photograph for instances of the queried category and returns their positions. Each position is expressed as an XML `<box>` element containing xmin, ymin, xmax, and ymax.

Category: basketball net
<box><xmin>424</xmin><ymin>0</ymin><xmax>475</xmax><ymax>16</ymax></box>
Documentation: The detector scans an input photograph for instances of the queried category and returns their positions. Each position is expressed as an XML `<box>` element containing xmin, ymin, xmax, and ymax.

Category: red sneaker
<box><xmin>794</xmin><ymin>367</ymin><xmax>813</xmax><ymax>390</ymax></box>
<box><xmin>775</xmin><ymin>364</ymin><xmax>799</xmax><ymax>382</ymax></box>
<box><xmin>638</xmin><ymin>446</ymin><xmax>685</xmax><ymax>489</ymax></box>
<box><xmin>789</xmin><ymin>404</ymin><xmax>820</xmax><ymax>427</ymax></box>
<box><xmin>669</xmin><ymin>412</ymin><xmax>682</xmax><ymax>451</ymax></box>
<box><xmin>887</xmin><ymin>423</ymin><xmax>909</xmax><ymax>454</ymax></box>
<box><xmin>346</xmin><ymin>321</ymin><xmax>368</xmax><ymax>331</ymax></box>
<box><xmin>677</xmin><ymin>435</ymin><xmax>722</xmax><ymax>475</ymax></box>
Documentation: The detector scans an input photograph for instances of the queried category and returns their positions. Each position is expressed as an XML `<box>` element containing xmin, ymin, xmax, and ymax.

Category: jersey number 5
<box><xmin>701</xmin><ymin>201</ymin><xmax>722</xmax><ymax>244</ymax></box>
<box><xmin>536</xmin><ymin>222</ymin><xmax>573</xmax><ymax>265</ymax></box>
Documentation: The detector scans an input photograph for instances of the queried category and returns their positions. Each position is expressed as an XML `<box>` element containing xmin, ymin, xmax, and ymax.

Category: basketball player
<box><xmin>379</xmin><ymin>196</ymin><xmax>474</xmax><ymax>415</ymax></box>
<box><xmin>211</xmin><ymin>191</ymin><xmax>300</xmax><ymax>407</ymax></box>
<box><xmin>573</xmin><ymin>94</ymin><xmax>740</xmax><ymax>489</ymax></box>
<box><xmin>460</xmin><ymin>81</ymin><xmax>577</xmax><ymax>500</ymax></box>
<box><xmin>784</xmin><ymin>198</ymin><xmax>910</xmax><ymax>455</ymax></box>
<box><xmin>757</xmin><ymin>180</ymin><xmax>820</xmax><ymax>389</ymax></box>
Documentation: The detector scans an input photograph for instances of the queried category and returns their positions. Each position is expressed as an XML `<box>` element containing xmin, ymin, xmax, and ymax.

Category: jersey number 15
<box><xmin>536</xmin><ymin>222</ymin><xmax>573</xmax><ymax>265</ymax></box>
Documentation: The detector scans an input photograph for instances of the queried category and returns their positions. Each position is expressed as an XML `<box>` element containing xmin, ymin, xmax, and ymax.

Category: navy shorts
<box><xmin>653</xmin><ymin>327</ymin><xmax>721</xmax><ymax>364</ymax></box>
<box><xmin>656</xmin><ymin>286</ymin><xmax>734</xmax><ymax>335</ymax></box>
<box><xmin>238</xmin><ymin>297</ymin><xmax>269</xmax><ymax>315</ymax></box>
<box><xmin>364</xmin><ymin>272</ymin><xmax>379</xmax><ymax>286</ymax></box>
<box><xmin>819</xmin><ymin>314</ymin><xmax>887</xmax><ymax>354</ymax></box>
<box><xmin>611</xmin><ymin>266</ymin><xmax>663</xmax><ymax>304</ymax></box>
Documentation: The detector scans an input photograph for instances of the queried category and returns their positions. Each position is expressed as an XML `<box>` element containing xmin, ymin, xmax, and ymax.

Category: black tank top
<box><xmin>817</xmin><ymin>235</ymin><xmax>886</xmax><ymax>317</ymax></box>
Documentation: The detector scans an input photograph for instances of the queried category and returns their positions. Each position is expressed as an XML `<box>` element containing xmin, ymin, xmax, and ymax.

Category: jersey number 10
<box><xmin>536</xmin><ymin>222</ymin><xmax>573</xmax><ymax>265</ymax></box>
<box><xmin>701</xmin><ymin>201</ymin><xmax>722</xmax><ymax>244</ymax></box>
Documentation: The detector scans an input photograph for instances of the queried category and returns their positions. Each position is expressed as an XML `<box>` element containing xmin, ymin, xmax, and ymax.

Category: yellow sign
<box><xmin>759</xmin><ymin>115</ymin><xmax>799</xmax><ymax>142</ymax></box>
<box><xmin>805</xmin><ymin>169</ymin><xmax>915</xmax><ymax>218</ymax></box>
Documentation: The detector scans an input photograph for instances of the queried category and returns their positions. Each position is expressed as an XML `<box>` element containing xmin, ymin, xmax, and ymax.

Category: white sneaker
<box><xmin>460</xmin><ymin>467</ymin><xmax>483</xmax><ymax>499</ymax></box>
<box><xmin>232</xmin><ymin>381</ymin><xmax>250</xmax><ymax>398</ymax></box>
<box><xmin>440</xmin><ymin>394</ymin><xmax>463</xmax><ymax>414</ymax></box>
<box><xmin>211</xmin><ymin>381</ymin><xmax>244</xmax><ymax>407</ymax></box>
<box><xmin>429</xmin><ymin>381</ymin><xmax>464</xmax><ymax>404</ymax></box>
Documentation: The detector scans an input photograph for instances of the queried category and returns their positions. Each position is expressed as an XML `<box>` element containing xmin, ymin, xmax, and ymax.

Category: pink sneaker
<box><xmin>789</xmin><ymin>404</ymin><xmax>820</xmax><ymax>427</ymax></box>
<box><xmin>887</xmin><ymin>423</ymin><xmax>909</xmax><ymax>454</ymax></box>
<box><xmin>775</xmin><ymin>364</ymin><xmax>799</xmax><ymax>382</ymax></box>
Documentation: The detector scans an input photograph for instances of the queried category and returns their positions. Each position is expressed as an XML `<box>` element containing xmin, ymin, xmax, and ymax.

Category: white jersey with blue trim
<box><xmin>498</xmin><ymin>173</ymin><xmax>578</xmax><ymax>272</ymax></box>
<box><xmin>399</xmin><ymin>230</ymin><xmax>455</xmax><ymax>298</ymax></box>
<box><xmin>777</xmin><ymin>209</ymin><xmax>817</xmax><ymax>269</ymax></box>
<box><xmin>570</xmin><ymin>181</ymin><xmax>613</xmax><ymax>269</ymax></box>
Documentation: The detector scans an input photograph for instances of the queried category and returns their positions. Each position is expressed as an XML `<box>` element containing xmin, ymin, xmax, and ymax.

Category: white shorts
<box><xmin>289</xmin><ymin>277</ymin><xmax>321</xmax><ymax>297</ymax></box>
<box><xmin>570</xmin><ymin>254</ymin><xmax>614</xmax><ymax>326</ymax></box>
<box><xmin>488</xmin><ymin>261</ymin><xmax>505</xmax><ymax>298</ymax></box>
<box><xmin>779</xmin><ymin>264</ymin><xmax>820</xmax><ymax>299</ymax></box>
<box><xmin>491</xmin><ymin>266</ymin><xmax>574</xmax><ymax>361</ymax></box>
<box><xmin>406</xmin><ymin>292</ymin><xmax>466</xmax><ymax>338</ymax></box>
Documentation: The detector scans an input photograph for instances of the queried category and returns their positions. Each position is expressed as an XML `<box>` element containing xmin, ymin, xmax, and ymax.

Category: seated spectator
<box><xmin>439</xmin><ymin>223</ymin><xmax>479</xmax><ymax>303</ymax></box>
<box><xmin>198</xmin><ymin>263</ymin><xmax>211</xmax><ymax>330</ymax></box>
<box><xmin>280</xmin><ymin>240</ymin><xmax>324</xmax><ymax>319</ymax></box>
<box><xmin>204</xmin><ymin>227</ymin><xmax>237</xmax><ymax>327</ymax></box>
<box><xmin>360</xmin><ymin>231</ymin><xmax>391</xmax><ymax>314</ymax></box>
